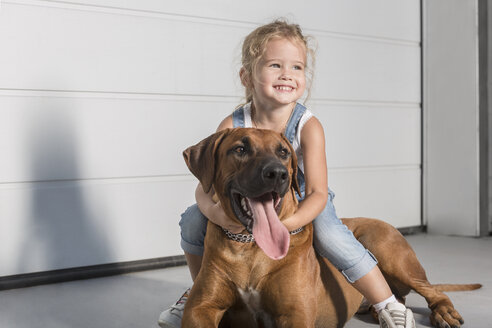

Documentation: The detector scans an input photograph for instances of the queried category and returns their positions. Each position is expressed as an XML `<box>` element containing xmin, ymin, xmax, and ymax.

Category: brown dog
<box><xmin>182</xmin><ymin>127</ymin><xmax>480</xmax><ymax>328</ymax></box>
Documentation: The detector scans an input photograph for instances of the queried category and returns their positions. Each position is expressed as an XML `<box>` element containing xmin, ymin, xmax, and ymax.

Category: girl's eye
<box><xmin>293</xmin><ymin>65</ymin><xmax>303</xmax><ymax>70</ymax></box>
<box><xmin>270</xmin><ymin>63</ymin><xmax>280</xmax><ymax>68</ymax></box>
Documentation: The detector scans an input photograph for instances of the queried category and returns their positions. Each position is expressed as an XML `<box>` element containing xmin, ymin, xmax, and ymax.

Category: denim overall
<box><xmin>179</xmin><ymin>103</ymin><xmax>377</xmax><ymax>283</ymax></box>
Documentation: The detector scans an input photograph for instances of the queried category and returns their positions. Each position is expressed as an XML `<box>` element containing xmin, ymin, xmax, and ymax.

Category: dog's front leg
<box><xmin>182</xmin><ymin>273</ymin><xmax>236</xmax><ymax>328</ymax></box>
<box><xmin>273</xmin><ymin>308</ymin><xmax>317</xmax><ymax>328</ymax></box>
<box><xmin>267</xmin><ymin>287</ymin><xmax>318</xmax><ymax>328</ymax></box>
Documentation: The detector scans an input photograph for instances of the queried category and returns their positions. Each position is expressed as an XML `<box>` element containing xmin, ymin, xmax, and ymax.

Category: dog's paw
<box><xmin>430</xmin><ymin>304</ymin><xmax>464</xmax><ymax>328</ymax></box>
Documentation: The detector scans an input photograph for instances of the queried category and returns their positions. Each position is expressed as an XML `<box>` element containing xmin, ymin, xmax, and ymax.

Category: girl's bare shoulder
<box><xmin>217</xmin><ymin>115</ymin><xmax>233</xmax><ymax>132</ymax></box>
<box><xmin>301</xmin><ymin>116</ymin><xmax>325</xmax><ymax>143</ymax></box>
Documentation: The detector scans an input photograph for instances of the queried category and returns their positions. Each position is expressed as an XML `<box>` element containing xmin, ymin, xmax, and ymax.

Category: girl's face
<box><xmin>251</xmin><ymin>38</ymin><xmax>307</xmax><ymax>109</ymax></box>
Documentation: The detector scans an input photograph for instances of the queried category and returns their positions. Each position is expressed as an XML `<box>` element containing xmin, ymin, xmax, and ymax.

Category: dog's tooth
<box><xmin>241</xmin><ymin>198</ymin><xmax>247</xmax><ymax>211</ymax></box>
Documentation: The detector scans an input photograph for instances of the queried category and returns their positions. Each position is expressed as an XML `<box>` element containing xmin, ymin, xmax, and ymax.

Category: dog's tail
<box><xmin>432</xmin><ymin>283</ymin><xmax>482</xmax><ymax>292</ymax></box>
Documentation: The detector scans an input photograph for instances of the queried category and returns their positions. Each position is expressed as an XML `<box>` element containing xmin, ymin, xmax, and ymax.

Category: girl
<box><xmin>159</xmin><ymin>20</ymin><xmax>416</xmax><ymax>328</ymax></box>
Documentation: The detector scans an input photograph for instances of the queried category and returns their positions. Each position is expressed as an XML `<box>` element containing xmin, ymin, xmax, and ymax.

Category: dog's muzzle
<box><xmin>227</xmin><ymin>158</ymin><xmax>292</xmax><ymax>260</ymax></box>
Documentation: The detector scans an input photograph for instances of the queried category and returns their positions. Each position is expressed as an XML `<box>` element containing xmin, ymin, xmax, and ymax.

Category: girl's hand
<box><xmin>208</xmin><ymin>201</ymin><xmax>245</xmax><ymax>234</ymax></box>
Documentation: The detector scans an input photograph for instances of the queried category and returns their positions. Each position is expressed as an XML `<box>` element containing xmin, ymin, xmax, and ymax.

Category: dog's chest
<box><xmin>238</xmin><ymin>287</ymin><xmax>275</xmax><ymax>328</ymax></box>
<box><xmin>237</xmin><ymin>286</ymin><xmax>261</xmax><ymax>311</ymax></box>
<box><xmin>236</xmin><ymin>286</ymin><xmax>275</xmax><ymax>327</ymax></box>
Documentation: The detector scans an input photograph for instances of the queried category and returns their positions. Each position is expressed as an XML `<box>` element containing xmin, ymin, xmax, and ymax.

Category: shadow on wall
<box><xmin>17</xmin><ymin>101</ymin><xmax>114</xmax><ymax>274</ymax></box>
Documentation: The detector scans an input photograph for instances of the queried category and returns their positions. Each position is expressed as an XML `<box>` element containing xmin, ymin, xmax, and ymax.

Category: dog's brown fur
<box><xmin>182</xmin><ymin>128</ymin><xmax>480</xmax><ymax>328</ymax></box>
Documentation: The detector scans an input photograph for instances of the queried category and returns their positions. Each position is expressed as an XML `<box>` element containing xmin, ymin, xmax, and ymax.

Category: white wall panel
<box><xmin>0</xmin><ymin>2</ymin><xmax>420</xmax><ymax>103</ymax></box>
<box><xmin>313</xmin><ymin>103</ymin><xmax>421</xmax><ymax>168</ymax></box>
<box><xmin>423</xmin><ymin>0</ymin><xmax>481</xmax><ymax>236</ymax></box>
<box><xmin>32</xmin><ymin>0</ymin><xmax>420</xmax><ymax>42</ymax></box>
<box><xmin>314</xmin><ymin>38</ymin><xmax>421</xmax><ymax>103</ymax></box>
<box><xmin>0</xmin><ymin>176</ymin><xmax>197</xmax><ymax>276</ymax></box>
<box><xmin>0</xmin><ymin>92</ymin><xmax>236</xmax><ymax>182</ymax></box>
<box><xmin>0</xmin><ymin>2</ymin><xmax>244</xmax><ymax>95</ymax></box>
<box><xmin>330</xmin><ymin>167</ymin><xmax>421</xmax><ymax>228</ymax></box>
<box><xmin>0</xmin><ymin>94</ymin><xmax>420</xmax><ymax>183</ymax></box>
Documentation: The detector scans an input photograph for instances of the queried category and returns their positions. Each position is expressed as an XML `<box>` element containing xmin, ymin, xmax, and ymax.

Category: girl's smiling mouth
<box><xmin>274</xmin><ymin>85</ymin><xmax>295</xmax><ymax>91</ymax></box>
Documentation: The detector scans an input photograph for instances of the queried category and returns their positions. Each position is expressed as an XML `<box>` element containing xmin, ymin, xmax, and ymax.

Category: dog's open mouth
<box><xmin>230</xmin><ymin>190</ymin><xmax>289</xmax><ymax>260</ymax></box>
<box><xmin>233</xmin><ymin>191</ymin><xmax>282</xmax><ymax>230</ymax></box>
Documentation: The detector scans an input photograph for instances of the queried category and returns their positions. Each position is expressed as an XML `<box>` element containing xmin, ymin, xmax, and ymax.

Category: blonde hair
<box><xmin>240</xmin><ymin>19</ymin><xmax>316</xmax><ymax>104</ymax></box>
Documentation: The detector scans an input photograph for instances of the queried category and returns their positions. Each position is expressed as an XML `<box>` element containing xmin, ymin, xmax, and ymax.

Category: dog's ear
<box><xmin>281</xmin><ymin>134</ymin><xmax>302</xmax><ymax>198</ymax></box>
<box><xmin>183</xmin><ymin>129</ymin><xmax>231</xmax><ymax>193</ymax></box>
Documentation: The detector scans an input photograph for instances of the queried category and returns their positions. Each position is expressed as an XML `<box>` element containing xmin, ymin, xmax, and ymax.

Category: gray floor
<box><xmin>1</xmin><ymin>234</ymin><xmax>491</xmax><ymax>328</ymax></box>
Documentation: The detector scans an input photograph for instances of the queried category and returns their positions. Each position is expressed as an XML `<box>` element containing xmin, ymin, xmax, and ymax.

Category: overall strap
<box><xmin>283</xmin><ymin>103</ymin><xmax>307</xmax><ymax>201</ymax></box>
<box><xmin>232</xmin><ymin>106</ymin><xmax>245</xmax><ymax>128</ymax></box>
<box><xmin>284</xmin><ymin>103</ymin><xmax>307</xmax><ymax>144</ymax></box>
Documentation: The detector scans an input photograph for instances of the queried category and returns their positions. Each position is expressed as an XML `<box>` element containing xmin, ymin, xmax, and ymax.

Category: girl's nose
<box><xmin>279</xmin><ymin>72</ymin><xmax>292</xmax><ymax>80</ymax></box>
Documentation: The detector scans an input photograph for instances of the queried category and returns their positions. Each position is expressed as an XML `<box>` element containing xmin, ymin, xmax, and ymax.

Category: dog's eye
<box><xmin>234</xmin><ymin>146</ymin><xmax>246</xmax><ymax>154</ymax></box>
<box><xmin>278</xmin><ymin>147</ymin><xmax>290</xmax><ymax>158</ymax></box>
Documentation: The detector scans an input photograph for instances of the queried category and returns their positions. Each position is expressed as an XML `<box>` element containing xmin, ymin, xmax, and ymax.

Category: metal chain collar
<box><xmin>222</xmin><ymin>226</ymin><xmax>304</xmax><ymax>244</ymax></box>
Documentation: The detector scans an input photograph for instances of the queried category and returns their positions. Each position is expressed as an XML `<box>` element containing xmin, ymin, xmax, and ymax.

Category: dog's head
<box><xmin>183</xmin><ymin>128</ymin><xmax>301</xmax><ymax>259</ymax></box>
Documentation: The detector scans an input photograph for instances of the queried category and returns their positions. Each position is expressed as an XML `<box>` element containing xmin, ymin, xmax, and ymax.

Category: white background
<box><xmin>0</xmin><ymin>0</ymin><xmax>421</xmax><ymax>276</ymax></box>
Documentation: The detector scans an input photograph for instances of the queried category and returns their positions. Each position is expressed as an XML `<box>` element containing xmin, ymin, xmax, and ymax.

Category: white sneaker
<box><xmin>379</xmin><ymin>302</ymin><xmax>416</xmax><ymax>328</ymax></box>
<box><xmin>158</xmin><ymin>288</ymin><xmax>191</xmax><ymax>328</ymax></box>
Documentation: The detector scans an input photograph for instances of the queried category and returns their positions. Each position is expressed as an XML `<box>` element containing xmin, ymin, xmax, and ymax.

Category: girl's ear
<box><xmin>239</xmin><ymin>67</ymin><xmax>250</xmax><ymax>88</ymax></box>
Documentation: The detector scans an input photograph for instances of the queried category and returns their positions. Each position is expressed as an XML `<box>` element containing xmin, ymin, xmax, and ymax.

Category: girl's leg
<box><xmin>158</xmin><ymin>204</ymin><xmax>208</xmax><ymax>328</ymax></box>
<box><xmin>352</xmin><ymin>266</ymin><xmax>392</xmax><ymax>304</ymax></box>
<box><xmin>312</xmin><ymin>191</ymin><xmax>379</xmax><ymax>284</ymax></box>
<box><xmin>184</xmin><ymin>252</ymin><xmax>202</xmax><ymax>281</ymax></box>
<box><xmin>312</xmin><ymin>190</ymin><xmax>415</xmax><ymax>327</ymax></box>
<box><xmin>179</xmin><ymin>203</ymin><xmax>207</xmax><ymax>280</ymax></box>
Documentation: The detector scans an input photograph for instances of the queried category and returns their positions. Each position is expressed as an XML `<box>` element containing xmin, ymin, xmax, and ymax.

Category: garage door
<box><xmin>0</xmin><ymin>0</ymin><xmax>421</xmax><ymax>277</ymax></box>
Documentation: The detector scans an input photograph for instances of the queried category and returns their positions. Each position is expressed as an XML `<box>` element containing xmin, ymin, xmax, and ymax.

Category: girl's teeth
<box><xmin>276</xmin><ymin>86</ymin><xmax>293</xmax><ymax>91</ymax></box>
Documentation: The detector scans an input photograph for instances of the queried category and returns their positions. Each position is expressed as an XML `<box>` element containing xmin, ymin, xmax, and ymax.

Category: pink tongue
<box><xmin>248</xmin><ymin>195</ymin><xmax>290</xmax><ymax>260</ymax></box>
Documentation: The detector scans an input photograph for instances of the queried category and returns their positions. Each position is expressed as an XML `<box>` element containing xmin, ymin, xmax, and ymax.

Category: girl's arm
<box><xmin>194</xmin><ymin>115</ymin><xmax>244</xmax><ymax>233</ymax></box>
<box><xmin>282</xmin><ymin>117</ymin><xmax>329</xmax><ymax>231</ymax></box>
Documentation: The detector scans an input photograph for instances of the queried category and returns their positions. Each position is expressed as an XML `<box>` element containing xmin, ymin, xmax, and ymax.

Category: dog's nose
<box><xmin>262</xmin><ymin>163</ymin><xmax>288</xmax><ymax>186</ymax></box>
